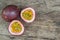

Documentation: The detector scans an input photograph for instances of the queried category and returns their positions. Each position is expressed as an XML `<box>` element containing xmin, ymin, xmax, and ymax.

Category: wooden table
<box><xmin>0</xmin><ymin>0</ymin><xmax>59</xmax><ymax>40</ymax></box>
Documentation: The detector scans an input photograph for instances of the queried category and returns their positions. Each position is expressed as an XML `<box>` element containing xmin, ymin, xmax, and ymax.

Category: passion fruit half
<box><xmin>2</xmin><ymin>5</ymin><xmax>19</xmax><ymax>22</ymax></box>
<box><xmin>21</xmin><ymin>7</ymin><xmax>35</xmax><ymax>23</ymax></box>
<box><xmin>8</xmin><ymin>20</ymin><xmax>24</xmax><ymax>35</ymax></box>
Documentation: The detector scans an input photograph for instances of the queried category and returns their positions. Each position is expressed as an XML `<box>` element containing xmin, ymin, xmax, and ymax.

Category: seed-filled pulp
<box><xmin>11</xmin><ymin>22</ymin><xmax>22</xmax><ymax>33</ymax></box>
<box><xmin>22</xmin><ymin>9</ymin><xmax>33</xmax><ymax>20</ymax></box>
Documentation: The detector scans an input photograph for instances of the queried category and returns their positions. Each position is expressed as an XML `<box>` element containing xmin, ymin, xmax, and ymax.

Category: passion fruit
<box><xmin>2</xmin><ymin>5</ymin><xmax>19</xmax><ymax>22</ymax></box>
<box><xmin>21</xmin><ymin>7</ymin><xmax>35</xmax><ymax>23</ymax></box>
<box><xmin>8</xmin><ymin>20</ymin><xmax>24</xmax><ymax>35</ymax></box>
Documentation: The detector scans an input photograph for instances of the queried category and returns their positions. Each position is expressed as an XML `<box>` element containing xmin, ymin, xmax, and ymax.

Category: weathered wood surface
<box><xmin>0</xmin><ymin>0</ymin><xmax>60</xmax><ymax>40</ymax></box>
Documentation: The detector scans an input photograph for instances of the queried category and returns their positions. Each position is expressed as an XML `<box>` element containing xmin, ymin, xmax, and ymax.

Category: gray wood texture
<box><xmin>0</xmin><ymin>0</ymin><xmax>60</xmax><ymax>40</ymax></box>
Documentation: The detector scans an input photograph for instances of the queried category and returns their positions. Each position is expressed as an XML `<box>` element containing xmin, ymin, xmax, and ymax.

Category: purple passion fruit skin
<box><xmin>2</xmin><ymin>5</ymin><xmax>20</xmax><ymax>22</ymax></box>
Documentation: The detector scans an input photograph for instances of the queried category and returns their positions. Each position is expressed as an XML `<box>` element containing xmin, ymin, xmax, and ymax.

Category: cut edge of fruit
<box><xmin>21</xmin><ymin>7</ymin><xmax>35</xmax><ymax>23</ymax></box>
<box><xmin>8</xmin><ymin>20</ymin><xmax>24</xmax><ymax>35</ymax></box>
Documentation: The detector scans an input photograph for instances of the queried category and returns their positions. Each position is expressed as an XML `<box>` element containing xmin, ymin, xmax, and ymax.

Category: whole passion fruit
<box><xmin>8</xmin><ymin>20</ymin><xmax>24</xmax><ymax>35</ymax></box>
<box><xmin>21</xmin><ymin>7</ymin><xmax>35</xmax><ymax>23</ymax></box>
<box><xmin>2</xmin><ymin>5</ymin><xmax>19</xmax><ymax>22</ymax></box>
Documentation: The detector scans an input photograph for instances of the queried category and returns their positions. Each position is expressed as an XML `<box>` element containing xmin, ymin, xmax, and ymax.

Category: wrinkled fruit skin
<box><xmin>2</xmin><ymin>5</ymin><xmax>20</xmax><ymax>22</ymax></box>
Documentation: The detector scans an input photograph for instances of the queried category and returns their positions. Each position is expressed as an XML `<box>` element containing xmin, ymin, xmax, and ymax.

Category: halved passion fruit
<box><xmin>21</xmin><ymin>7</ymin><xmax>35</xmax><ymax>23</ymax></box>
<box><xmin>8</xmin><ymin>20</ymin><xmax>24</xmax><ymax>35</ymax></box>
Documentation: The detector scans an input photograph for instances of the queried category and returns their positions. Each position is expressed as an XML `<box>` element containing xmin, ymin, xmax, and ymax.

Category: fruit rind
<box><xmin>21</xmin><ymin>7</ymin><xmax>35</xmax><ymax>23</ymax></box>
<box><xmin>8</xmin><ymin>20</ymin><xmax>24</xmax><ymax>35</ymax></box>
